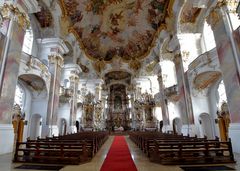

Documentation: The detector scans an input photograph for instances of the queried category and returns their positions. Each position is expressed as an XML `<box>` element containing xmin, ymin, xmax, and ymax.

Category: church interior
<box><xmin>1</xmin><ymin>0</ymin><xmax>240</xmax><ymax>170</ymax></box>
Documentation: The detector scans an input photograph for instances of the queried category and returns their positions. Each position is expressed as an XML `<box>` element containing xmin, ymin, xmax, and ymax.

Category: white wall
<box><xmin>30</xmin><ymin>96</ymin><xmax>48</xmax><ymax>137</ymax></box>
<box><xmin>58</xmin><ymin>103</ymin><xmax>71</xmax><ymax>133</ymax></box>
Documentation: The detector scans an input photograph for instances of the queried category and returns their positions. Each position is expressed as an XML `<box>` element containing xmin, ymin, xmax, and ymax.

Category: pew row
<box><xmin>13</xmin><ymin>131</ymin><xmax>109</xmax><ymax>165</ymax></box>
<box><xmin>129</xmin><ymin>131</ymin><xmax>235</xmax><ymax>165</ymax></box>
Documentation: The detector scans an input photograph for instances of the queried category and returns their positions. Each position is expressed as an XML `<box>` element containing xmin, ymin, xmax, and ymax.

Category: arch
<box><xmin>172</xmin><ymin>117</ymin><xmax>182</xmax><ymax>135</ymax></box>
<box><xmin>18</xmin><ymin>74</ymin><xmax>47</xmax><ymax>95</ymax></box>
<box><xmin>193</xmin><ymin>71</ymin><xmax>222</xmax><ymax>90</ymax></box>
<box><xmin>59</xmin><ymin>118</ymin><xmax>67</xmax><ymax>136</ymax></box>
<box><xmin>199</xmin><ymin>113</ymin><xmax>214</xmax><ymax>139</ymax></box>
<box><xmin>29</xmin><ymin>114</ymin><xmax>42</xmax><ymax>139</ymax></box>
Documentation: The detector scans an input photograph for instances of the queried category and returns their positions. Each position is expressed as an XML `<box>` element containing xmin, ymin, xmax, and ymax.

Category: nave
<box><xmin>1</xmin><ymin>136</ymin><xmax>240</xmax><ymax>171</ymax></box>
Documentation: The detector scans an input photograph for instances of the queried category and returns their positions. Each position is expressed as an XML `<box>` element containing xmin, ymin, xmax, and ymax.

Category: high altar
<box><xmin>106</xmin><ymin>84</ymin><xmax>131</xmax><ymax>131</ymax></box>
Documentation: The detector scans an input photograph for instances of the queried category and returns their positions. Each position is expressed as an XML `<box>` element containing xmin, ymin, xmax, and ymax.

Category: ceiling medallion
<box><xmin>60</xmin><ymin>0</ymin><xmax>170</xmax><ymax>62</ymax></box>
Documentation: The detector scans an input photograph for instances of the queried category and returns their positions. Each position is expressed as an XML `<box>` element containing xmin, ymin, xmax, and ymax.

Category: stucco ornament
<box><xmin>0</xmin><ymin>3</ymin><xmax>30</xmax><ymax>29</ymax></box>
<box><xmin>206</xmin><ymin>9</ymin><xmax>221</xmax><ymax>29</ymax></box>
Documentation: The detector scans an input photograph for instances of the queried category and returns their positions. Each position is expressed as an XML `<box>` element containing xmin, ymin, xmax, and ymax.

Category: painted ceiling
<box><xmin>60</xmin><ymin>0</ymin><xmax>170</xmax><ymax>62</ymax></box>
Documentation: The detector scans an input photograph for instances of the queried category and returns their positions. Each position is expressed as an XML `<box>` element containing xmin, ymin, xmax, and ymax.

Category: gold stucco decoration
<box><xmin>0</xmin><ymin>3</ymin><xmax>30</xmax><ymax>29</ymax></box>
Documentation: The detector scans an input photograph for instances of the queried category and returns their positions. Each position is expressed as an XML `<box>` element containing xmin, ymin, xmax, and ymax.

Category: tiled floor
<box><xmin>0</xmin><ymin>136</ymin><xmax>239</xmax><ymax>171</ymax></box>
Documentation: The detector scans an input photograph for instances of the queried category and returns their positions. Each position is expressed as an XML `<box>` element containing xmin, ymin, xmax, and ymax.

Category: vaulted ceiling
<box><xmin>60</xmin><ymin>0</ymin><xmax>170</xmax><ymax>63</ymax></box>
<box><xmin>31</xmin><ymin>0</ymin><xmax>213</xmax><ymax>82</ymax></box>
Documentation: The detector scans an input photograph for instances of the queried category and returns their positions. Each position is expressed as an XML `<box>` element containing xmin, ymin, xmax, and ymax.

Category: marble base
<box><xmin>48</xmin><ymin>125</ymin><xmax>59</xmax><ymax>137</ymax></box>
<box><xmin>0</xmin><ymin>124</ymin><xmax>14</xmax><ymax>155</ymax></box>
<box><xmin>229</xmin><ymin>123</ymin><xmax>240</xmax><ymax>153</ymax></box>
<box><xmin>84</xmin><ymin>127</ymin><xmax>93</xmax><ymax>131</ymax></box>
<box><xmin>181</xmin><ymin>124</ymin><xmax>196</xmax><ymax>137</ymax></box>
<box><xmin>67</xmin><ymin>126</ymin><xmax>77</xmax><ymax>134</ymax></box>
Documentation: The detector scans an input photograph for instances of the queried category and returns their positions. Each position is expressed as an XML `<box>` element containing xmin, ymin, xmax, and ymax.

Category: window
<box><xmin>226</xmin><ymin>1</ymin><xmax>240</xmax><ymax>30</ymax></box>
<box><xmin>14</xmin><ymin>84</ymin><xmax>25</xmax><ymax>110</ymax></box>
<box><xmin>217</xmin><ymin>80</ymin><xmax>227</xmax><ymax>108</ymax></box>
<box><xmin>160</xmin><ymin>60</ymin><xmax>177</xmax><ymax>88</ymax></box>
<box><xmin>22</xmin><ymin>28</ymin><xmax>33</xmax><ymax>55</ymax></box>
<box><xmin>203</xmin><ymin>21</ymin><xmax>216</xmax><ymax>51</ymax></box>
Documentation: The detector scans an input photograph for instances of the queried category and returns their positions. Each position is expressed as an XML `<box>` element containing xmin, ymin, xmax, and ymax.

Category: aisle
<box><xmin>100</xmin><ymin>136</ymin><xmax>137</xmax><ymax>171</ymax></box>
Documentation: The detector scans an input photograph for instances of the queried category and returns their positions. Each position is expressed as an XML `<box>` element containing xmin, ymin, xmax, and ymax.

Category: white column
<box><xmin>68</xmin><ymin>72</ymin><xmax>79</xmax><ymax>133</ymax></box>
<box><xmin>207</xmin><ymin>2</ymin><xmax>240</xmax><ymax>153</ymax></box>
<box><xmin>0</xmin><ymin>3</ymin><xmax>29</xmax><ymax>155</ymax></box>
<box><xmin>37</xmin><ymin>38</ymin><xmax>69</xmax><ymax>136</ymax></box>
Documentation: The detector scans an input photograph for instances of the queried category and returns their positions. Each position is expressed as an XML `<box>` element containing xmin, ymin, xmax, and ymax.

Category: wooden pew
<box><xmin>149</xmin><ymin>139</ymin><xmax>235</xmax><ymax>165</ymax></box>
<box><xmin>14</xmin><ymin>141</ymin><xmax>89</xmax><ymax>164</ymax></box>
<box><xmin>129</xmin><ymin>131</ymin><xmax>235</xmax><ymax>165</ymax></box>
<box><xmin>14</xmin><ymin>131</ymin><xmax>109</xmax><ymax>165</ymax></box>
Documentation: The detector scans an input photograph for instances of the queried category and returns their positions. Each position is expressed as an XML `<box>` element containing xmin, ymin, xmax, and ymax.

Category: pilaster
<box><xmin>68</xmin><ymin>70</ymin><xmax>80</xmax><ymax>133</ymax></box>
<box><xmin>47</xmin><ymin>54</ymin><xmax>64</xmax><ymax>136</ymax></box>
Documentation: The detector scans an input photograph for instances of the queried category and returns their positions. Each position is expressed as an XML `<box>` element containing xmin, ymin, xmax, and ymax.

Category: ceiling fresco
<box><xmin>60</xmin><ymin>0</ymin><xmax>170</xmax><ymax>62</ymax></box>
<box><xmin>105</xmin><ymin>71</ymin><xmax>131</xmax><ymax>85</ymax></box>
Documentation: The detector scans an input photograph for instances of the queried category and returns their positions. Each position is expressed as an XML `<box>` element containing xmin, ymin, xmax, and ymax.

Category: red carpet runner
<box><xmin>100</xmin><ymin>136</ymin><xmax>138</xmax><ymax>171</ymax></box>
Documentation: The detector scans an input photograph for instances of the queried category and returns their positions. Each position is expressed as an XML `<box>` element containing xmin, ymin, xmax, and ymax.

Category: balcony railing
<box><xmin>188</xmin><ymin>48</ymin><xmax>218</xmax><ymax>71</ymax></box>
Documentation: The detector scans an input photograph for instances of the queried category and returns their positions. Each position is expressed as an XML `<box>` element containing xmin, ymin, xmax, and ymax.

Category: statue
<box><xmin>217</xmin><ymin>101</ymin><xmax>231</xmax><ymax>141</ymax></box>
<box><xmin>12</xmin><ymin>104</ymin><xmax>24</xmax><ymax>142</ymax></box>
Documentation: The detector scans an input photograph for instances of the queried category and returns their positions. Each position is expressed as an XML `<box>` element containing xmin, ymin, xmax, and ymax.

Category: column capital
<box><xmin>173</xmin><ymin>53</ymin><xmax>182</xmax><ymax>65</ymax></box>
<box><xmin>48</xmin><ymin>54</ymin><xmax>64</xmax><ymax>68</ymax></box>
<box><xmin>157</xmin><ymin>74</ymin><xmax>163</xmax><ymax>83</ymax></box>
<box><xmin>206</xmin><ymin>9</ymin><xmax>221</xmax><ymax>30</ymax></box>
<box><xmin>0</xmin><ymin>3</ymin><xmax>30</xmax><ymax>29</ymax></box>
<box><xmin>69</xmin><ymin>72</ymin><xmax>80</xmax><ymax>82</ymax></box>
<box><xmin>206</xmin><ymin>1</ymin><xmax>227</xmax><ymax>30</ymax></box>
<box><xmin>153</xmin><ymin>62</ymin><xmax>162</xmax><ymax>76</ymax></box>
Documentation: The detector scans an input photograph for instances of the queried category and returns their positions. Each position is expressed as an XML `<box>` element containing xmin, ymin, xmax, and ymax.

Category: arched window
<box><xmin>202</xmin><ymin>21</ymin><xmax>216</xmax><ymax>51</ymax></box>
<box><xmin>14</xmin><ymin>84</ymin><xmax>25</xmax><ymax>110</ymax></box>
<box><xmin>22</xmin><ymin>28</ymin><xmax>33</xmax><ymax>55</ymax></box>
<box><xmin>160</xmin><ymin>60</ymin><xmax>177</xmax><ymax>88</ymax></box>
<box><xmin>217</xmin><ymin>80</ymin><xmax>227</xmax><ymax>108</ymax></box>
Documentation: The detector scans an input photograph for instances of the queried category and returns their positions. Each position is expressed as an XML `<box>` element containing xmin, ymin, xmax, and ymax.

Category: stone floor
<box><xmin>0</xmin><ymin>136</ymin><xmax>239</xmax><ymax>171</ymax></box>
